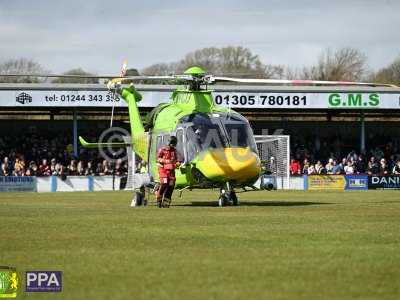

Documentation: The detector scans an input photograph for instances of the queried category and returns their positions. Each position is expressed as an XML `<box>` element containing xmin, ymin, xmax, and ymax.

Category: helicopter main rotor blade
<box><xmin>207</xmin><ymin>76</ymin><xmax>398</xmax><ymax>88</ymax></box>
<box><xmin>106</xmin><ymin>75</ymin><xmax>194</xmax><ymax>89</ymax></box>
<box><xmin>118</xmin><ymin>74</ymin><xmax>193</xmax><ymax>81</ymax></box>
<box><xmin>106</xmin><ymin>75</ymin><xmax>194</xmax><ymax>88</ymax></box>
<box><xmin>0</xmin><ymin>74</ymin><xmax>192</xmax><ymax>80</ymax></box>
<box><xmin>0</xmin><ymin>74</ymin><xmax>115</xmax><ymax>79</ymax></box>
<box><xmin>4</xmin><ymin>72</ymin><xmax>396</xmax><ymax>88</ymax></box>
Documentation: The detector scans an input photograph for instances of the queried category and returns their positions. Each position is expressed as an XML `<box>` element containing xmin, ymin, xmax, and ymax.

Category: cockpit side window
<box><xmin>188</xmin><ymin>125</ymin><xmax>225</xmax><ymax>149</ymax></box>
<box><xmin>179</xmin><ymin>113</ymin><xmax>227</xmax><ymax>161</ymax></box>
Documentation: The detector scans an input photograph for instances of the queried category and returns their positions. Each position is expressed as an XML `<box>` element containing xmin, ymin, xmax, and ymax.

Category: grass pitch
<box><xmin>1</xmin><ymin>190</ymin><xmax>399</xmax><ymax>300</ymax></box>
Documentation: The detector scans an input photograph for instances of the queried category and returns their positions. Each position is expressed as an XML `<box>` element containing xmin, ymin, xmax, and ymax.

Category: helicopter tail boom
<box><xmin>119</xmin><ymin>86</ymin><xmax>148</xmax><ymax>161</ymax></box>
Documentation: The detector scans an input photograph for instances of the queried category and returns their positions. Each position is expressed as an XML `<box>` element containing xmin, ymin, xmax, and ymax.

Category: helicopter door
<box><xmin>149</xmin><ymin>134</ymin><xmax>170</xmax><ymax>178</ymax></box>
<box><xmin>155</xmin><ymin>131</ymin><xmax>186</xmax><ymax>163</ymax></box>
<box><xmin>175</xmin><ymin>128</ymin><xmax>186</xmax><ymax>164</ymax></box>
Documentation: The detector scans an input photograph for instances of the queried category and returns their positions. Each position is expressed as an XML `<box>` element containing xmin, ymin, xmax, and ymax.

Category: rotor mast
<box><xmin>184</xmin><ymin>66</ymin><xmax>207</xmax><ymax>91</ymax></box>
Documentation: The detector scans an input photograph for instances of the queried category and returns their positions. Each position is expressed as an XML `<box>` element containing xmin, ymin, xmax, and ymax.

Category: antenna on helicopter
<box><xmin>109</xmin><ymin>60</ymin><xmax>128</xmax><ymax>127</ymax></box>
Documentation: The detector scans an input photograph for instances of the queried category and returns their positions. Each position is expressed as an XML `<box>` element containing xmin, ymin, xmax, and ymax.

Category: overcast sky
<box><xmin>1</xmin><ymin>0</ymin><xmax>399</xmax><ymax>75</ymax></box>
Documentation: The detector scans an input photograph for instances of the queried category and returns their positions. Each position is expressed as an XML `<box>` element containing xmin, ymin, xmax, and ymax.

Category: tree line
<box><xmin>0</xmin><ymin>47</ymin><xmax>399</xmax><ymax>85</ymax></box>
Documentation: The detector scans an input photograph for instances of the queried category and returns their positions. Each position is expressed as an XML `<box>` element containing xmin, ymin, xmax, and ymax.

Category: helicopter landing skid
<box><xmin>218</xmin><ymin>182</ymin><xmax>238</xmax><ymax>207</ymax></box>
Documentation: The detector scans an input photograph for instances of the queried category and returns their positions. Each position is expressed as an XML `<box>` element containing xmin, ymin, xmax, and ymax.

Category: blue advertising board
<box><xmin>0</xmin><ymin>176</ymin><xmax>37</xmax><ymax>192</ymax></box>
<box><xmin>345</xmin><ymin>175</ymin><xmax>368</xmax><ymax>190</ymax></box>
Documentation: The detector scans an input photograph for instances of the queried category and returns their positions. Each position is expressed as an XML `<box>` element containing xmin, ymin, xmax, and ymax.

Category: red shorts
<box><xmin>158</xmin><ymin>168</ymin><xmax>175</xmax><ymax>179</ymax></box>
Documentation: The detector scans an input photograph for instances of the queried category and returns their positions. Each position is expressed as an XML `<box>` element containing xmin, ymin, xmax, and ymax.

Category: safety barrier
<box><xmin>303</xmin><ymin>174</ymin><xmax>400</xmax><ymax>190</ymax></box>
<box><xmin>258</xmin><ymin>174</ymin><xmax>400</xmax><ymax>191</ymax></box>
<box><xmin>1</xmin><ymin>175</ymin><xmax>399</xmax><ymax>192</ymax></box>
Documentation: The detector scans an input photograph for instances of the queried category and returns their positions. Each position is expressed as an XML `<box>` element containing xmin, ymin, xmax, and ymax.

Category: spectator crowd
<box><xmin>290</xmin><ymin>156</ymin><xmax>400</xmax><ymax>176</ymax></box>
<box><xmin>290</xmin><ymin>135</ymin><xmax>400</xmax><ymax>176</ymax></box>
<box><xmin>0</xmin><ymin>130</ymin><xmax>129</xmax><ymax>177</ymax></box>
<box><xmin>1</xmin><ymin>129</ymin><xmax>400</xmax><ymax>178</ymax></box>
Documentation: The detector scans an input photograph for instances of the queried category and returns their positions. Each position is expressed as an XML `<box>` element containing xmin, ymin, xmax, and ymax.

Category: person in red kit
<box><xmin>156</xmin><ymin>136</ymin><xmax>180</xmax><ymax>208</ymax></box>
<box><xmin>39</xmin><ymin>158</ymin><xmax>51</xmax><ymax>176</ymax></box>
<box><xmin>290</xmin><ymin>158</ymin><xmax>301</xmax><ymax>175</ymax></box>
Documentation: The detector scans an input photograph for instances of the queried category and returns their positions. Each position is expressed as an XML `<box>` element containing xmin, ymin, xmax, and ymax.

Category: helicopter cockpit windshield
<box><xmin>221</xmin><ymin>115</ymin><xmax>258</xmax><ymax>152</ymax></box>
<box><xmin>178</xmin><ymin>113</ymin><xmax>257</xmax><ymax>162</ymax></box>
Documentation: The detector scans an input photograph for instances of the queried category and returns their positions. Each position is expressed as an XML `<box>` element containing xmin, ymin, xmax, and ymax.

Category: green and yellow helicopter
<box><xmin>76</xmin><ymin>65</ymin><xmax>395</xmax><ymax>207</ymax></box>
<box><xmin>80</xmin><ymin>66</ymin><xmax>264</xmax><ymax>207</ymax></box>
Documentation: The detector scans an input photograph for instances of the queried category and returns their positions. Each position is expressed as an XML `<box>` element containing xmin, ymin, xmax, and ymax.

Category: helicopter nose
<box><xmin>195</xmin><ymin>147</ymin><xmax>261</xmax><ymax>183</ymax></box>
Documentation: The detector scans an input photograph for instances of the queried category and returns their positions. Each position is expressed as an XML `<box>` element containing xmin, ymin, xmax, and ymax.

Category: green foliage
<box><xmin>372</xmin><ymin>56</ymin><xmax>400</xmax><ymax>85</ymax></box>
<box><xmin>302</xmin><ymin>48</ymin><xmax>367</xmax><ymax>81</ymax></box>
<box><xmin>0</xmin><ymin>58</ymin><xmax>47</xmax><ymax>83</ymax></box>
<box><xmin>51</xmin><ymin>68</ymin><xmax>99</xmax><ymax>84</ymax></box>
<box><xmin>125</xmin><ymin>68</ymin><xmax>140</xmax><ymax>76</ymax></box>
<box><xmin>142</xmin><ymin>46</ymin><xmax>276</xmax><ymax>78</ymax></box>
<box><xmin>141</xmin><ymin>62</ymin><xmax>178</xmax><ymax>76</ymax></box>
<box><xmin>1</xmin><ymin>190</ymin><xmax>399</xmax><ymax>299</ymax></box>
